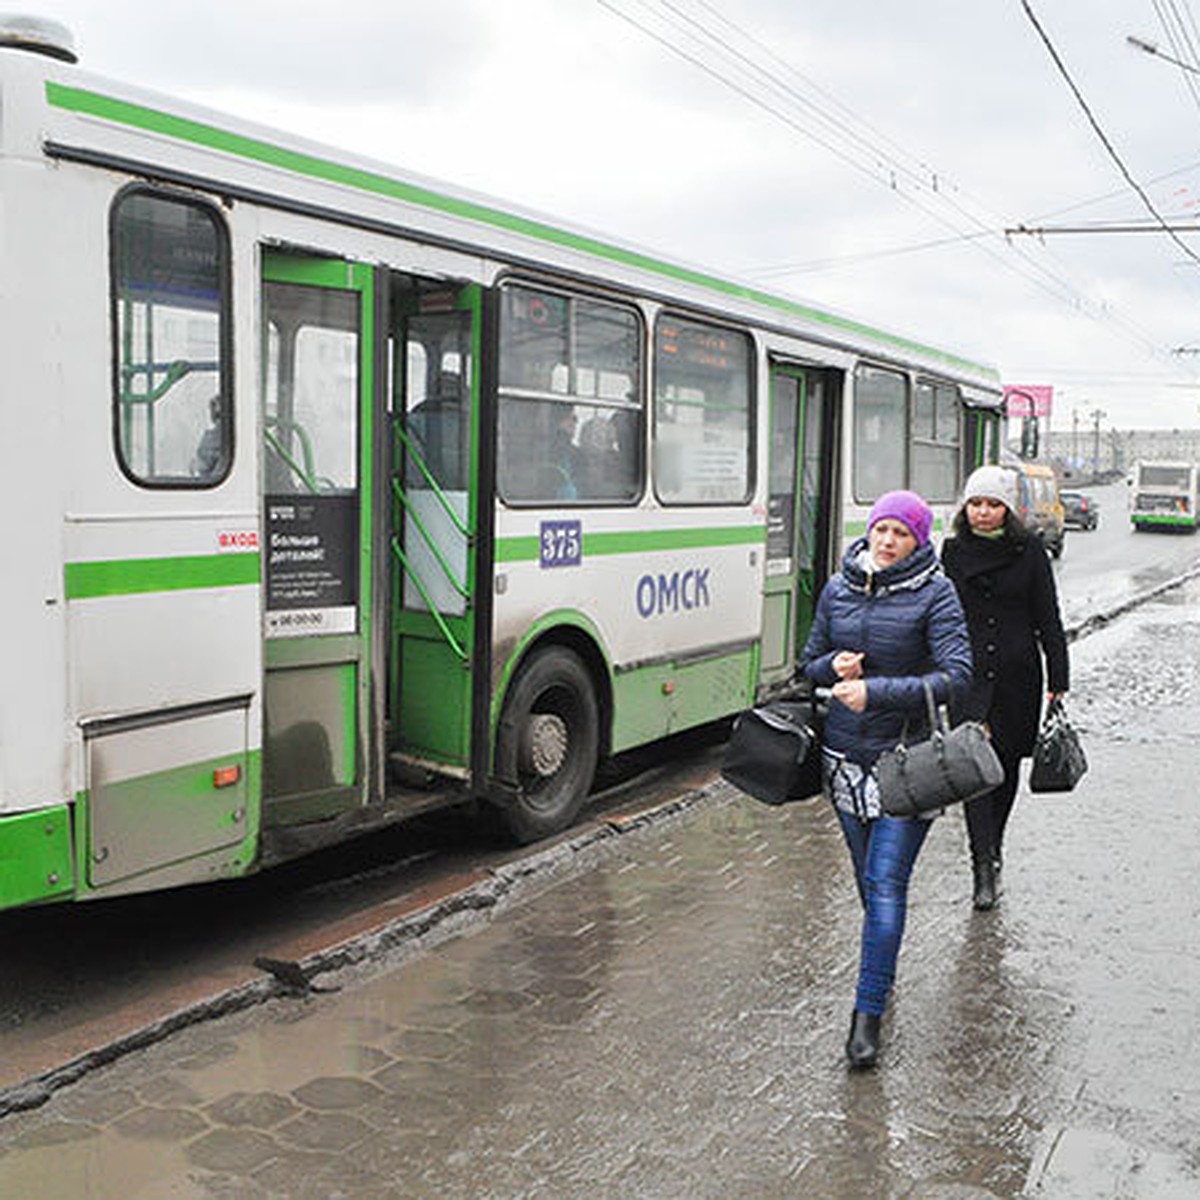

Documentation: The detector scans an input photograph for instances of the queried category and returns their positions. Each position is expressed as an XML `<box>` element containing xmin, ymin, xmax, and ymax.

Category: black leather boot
<box><xmin>846</xmin><ymin>1010</ymin><xmax>881</xmax><ymax>1069</ymax></box>
<box><xmin>972</xmin><ymin>855</ymin><xmax>997</xmax><ymax>911</ymax></box>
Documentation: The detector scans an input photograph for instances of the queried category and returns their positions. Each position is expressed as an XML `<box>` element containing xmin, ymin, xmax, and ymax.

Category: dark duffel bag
<box><xmin>721</xmin><ymin>700</ymin><xmax>822</xmax><ymax>807</ymax></box>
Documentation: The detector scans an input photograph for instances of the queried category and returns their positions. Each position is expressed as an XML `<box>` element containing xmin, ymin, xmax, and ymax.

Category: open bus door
<box><xmin>259</xmin><ymin>253</ymin><xmax>379</xmax><ymax>829</ymax></box>
<box><xmin>760</xmin><ymin>365</ymin><xmax>834</xmax><ymax>689</ymax></box>
<box><xmin>387</xmin><ymin>279</ymin><xmax>488</xmax><ymax>785</ymax></box>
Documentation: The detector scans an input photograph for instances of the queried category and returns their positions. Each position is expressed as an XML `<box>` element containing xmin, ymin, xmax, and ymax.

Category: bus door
<box><xmin>760</xmin><ymin>365</ymin><xmax>832</xmax><ymax>687</ymax></box>
<box><xmin>260</xmin><ymin>253</ymin><xmax>377</xmax><ymax>824</ymax></box>
<box><xmin>387</xmin><ymin>280</ymin><xmax>483</xmax><ymax>780</ymax></box>
<box><xmin>71</xmin><ymin>187</ymin><xmax>258</xmax><ymax>899</ymax></box>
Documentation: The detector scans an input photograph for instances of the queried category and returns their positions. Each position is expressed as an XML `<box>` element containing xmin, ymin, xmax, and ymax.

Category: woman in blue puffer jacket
<box><xmin>802</xmin><ymin>490</ymin><xmax>972</xmax><ymax>1070</ymax></box>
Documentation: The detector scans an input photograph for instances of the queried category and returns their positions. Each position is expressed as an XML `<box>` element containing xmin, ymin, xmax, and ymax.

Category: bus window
<box><xmin>111</xmin><ymin>189</ymin><xmax>231</xmax><ymax>487</ymax></box>
<box><xmin>911</xmin><ymin>379</ymin><xmax>961</xmax><ymax>502</ymax></box>
<box><xmin>653</xmin><ymin>316</ymin><xmax>751</xmax><ymax>505</ymax></box>
<box><xmin>853</xmin><ymin>365</ymin><xmax>906</xmax><ymax>500</ymax></box>
<box><xmin>497</xmin><ymin>284</ymin><xmax>642</xmax><ymax>504</ymax></box>
<box><xmin>262</xmin><ymin>284</ymin><xmax>359</xmax><ymax>494</ymax></box>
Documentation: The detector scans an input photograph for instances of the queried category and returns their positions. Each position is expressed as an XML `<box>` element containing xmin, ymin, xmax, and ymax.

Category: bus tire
<box><xmin>490</xmin><ymin>646</ymin><xmax>599</xmax><ymax>844</ymax></box>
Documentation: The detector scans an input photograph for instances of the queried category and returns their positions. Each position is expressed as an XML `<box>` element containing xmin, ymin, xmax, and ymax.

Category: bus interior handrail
<box><xmin>388</xmin><ymin>536</ymin><xmax>468</xmax><ymax>662</ymax></box>
<box><xmin>390</xmin><ymin>480</ymin><xmax>471</xmax><ymax>602</ymax></box>
<box><xmin>263</xmin><ymin>419</ymin><xmax>319</xmax><ymax>494</ymax></box>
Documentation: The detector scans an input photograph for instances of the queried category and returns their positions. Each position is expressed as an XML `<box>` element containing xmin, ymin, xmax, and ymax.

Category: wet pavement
<box><xmin>1</xmin><ymin>583</ymin><xmax>1199</xmax><ymax>1197</ymax></box>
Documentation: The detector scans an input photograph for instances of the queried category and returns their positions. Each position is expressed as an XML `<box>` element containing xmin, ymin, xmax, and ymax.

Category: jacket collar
<box><xmin>947</xmin><ymin>529</ymin><xmax>1025</xmax><ymax>579</ymax></box>
<box><xmin>841</xmin><ymin>537</ymin><xmax>941</xmax><ymax>596</ymax></box>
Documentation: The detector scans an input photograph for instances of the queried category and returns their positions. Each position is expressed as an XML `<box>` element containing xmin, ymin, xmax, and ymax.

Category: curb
<box><xmin>1063</xmin><ymin>560</ymin><xmax>1200</xmax><ymax>643</ymax></box>
<box><xmin>0</xmin><ymin>776</ymin><xmax>724</xmax><ymax>1118</ymax></box>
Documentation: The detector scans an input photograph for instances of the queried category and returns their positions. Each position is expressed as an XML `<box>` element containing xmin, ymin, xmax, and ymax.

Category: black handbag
<box><xmin>1029</xmin><ymin>697</ymin><xmax>1088</xmax><ymax>793</ymax></box>
<box><xmin>877</xmin><ymin>682</ymin><xmax>1004</xmax><ymax>817</ymax></box>
<box><xmin>721</xmin><ymin>700</ymin><xmax>822</xmax><ymax>806</ymax></box>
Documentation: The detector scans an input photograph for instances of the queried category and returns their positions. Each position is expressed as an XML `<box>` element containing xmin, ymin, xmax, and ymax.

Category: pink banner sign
<box><xmin>1002</xmin><ymin>384</ymin><xmax>1053</xmax><ymax>417</ymax></box>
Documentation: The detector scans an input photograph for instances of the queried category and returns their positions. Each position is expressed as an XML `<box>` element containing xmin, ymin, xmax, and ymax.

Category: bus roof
<box><xmin>6</xmin><ymin>47</ymin><xmax>1002</xmax><ymax>396</ymax></box>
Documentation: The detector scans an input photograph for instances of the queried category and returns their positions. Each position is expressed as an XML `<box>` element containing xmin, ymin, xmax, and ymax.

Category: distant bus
<box><xmin>0</xmin><ymin>18</ymin><xmax>1004</xmax><ymax>914</ymax></box>
<box><xmin>1129</xmin><ymin>461</ymin><xmax>1200</xmax><ymax>532</ymax></box>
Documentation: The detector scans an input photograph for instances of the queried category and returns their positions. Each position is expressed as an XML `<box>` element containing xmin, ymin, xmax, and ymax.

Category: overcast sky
<box><xmin>30</xmin><ymin>0</ymin><xmax>1200</xmax><ymax>434</ymax></box>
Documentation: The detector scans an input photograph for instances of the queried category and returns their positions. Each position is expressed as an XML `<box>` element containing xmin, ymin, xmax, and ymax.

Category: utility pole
<box><xmin>1090</xmin><ymin>408</ymin><xmax>1106</xmax><ymax>478</ymax></box>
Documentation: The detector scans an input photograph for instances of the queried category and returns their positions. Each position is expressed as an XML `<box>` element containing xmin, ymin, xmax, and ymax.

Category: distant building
<box><xmin>1006</xmin><ymin>427</ymin><xmax>1200</xmax><ymax>482</ymax></box>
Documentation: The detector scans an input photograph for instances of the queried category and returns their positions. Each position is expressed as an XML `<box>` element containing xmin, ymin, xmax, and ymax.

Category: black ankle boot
<box><xmin>972</xmin><ymin>856</ymin><xmax>997</xmax><ymax>911</ymax></box>
<box><xmin>846</xmin><ymin>1010</ymin><xmax>881</xmax><ymax>1069</ymax></box>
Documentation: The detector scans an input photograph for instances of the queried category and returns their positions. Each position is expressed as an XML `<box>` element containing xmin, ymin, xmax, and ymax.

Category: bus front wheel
<box><xmin>491</xmin><ymin>646</ymin><xmax>599</xmax><ymax>844</ymax></box>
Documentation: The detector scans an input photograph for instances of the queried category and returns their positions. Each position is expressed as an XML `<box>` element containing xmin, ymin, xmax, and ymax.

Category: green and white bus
<box><xmin>1129</xmin><ymin>460</ymin><xmax>1200</xmax><ymax>532</ymax></box>
<box><xmin>0</xmin><ymin>17</ymin><xmax>1003</xmax><ymax>913</ymax></box>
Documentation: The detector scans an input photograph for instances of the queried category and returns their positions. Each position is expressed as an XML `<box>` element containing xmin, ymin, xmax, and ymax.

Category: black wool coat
<box><xmin>941</xmin><ymin>528</ymin><xmax>1070</xmax><ymax>759</ymax></box>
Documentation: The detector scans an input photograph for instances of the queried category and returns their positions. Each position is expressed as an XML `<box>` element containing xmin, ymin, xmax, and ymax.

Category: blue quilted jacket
<box><xmin>801</xmin><ymin>537</ymin><xmax>973</xmax><ymax>767</ymax></box>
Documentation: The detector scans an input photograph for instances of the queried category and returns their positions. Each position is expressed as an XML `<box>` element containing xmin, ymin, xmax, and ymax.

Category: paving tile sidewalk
<box><xmin>1</xmin><ymin>598</ymin><xmax>1199</xmax><ymax>1198</ymax></box>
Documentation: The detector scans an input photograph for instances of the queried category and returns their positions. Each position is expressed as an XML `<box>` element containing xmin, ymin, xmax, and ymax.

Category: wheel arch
<box><xmin>490</xmin><ymin>610</ymin><xmax>615</xmax><ymax>768</ymax></box>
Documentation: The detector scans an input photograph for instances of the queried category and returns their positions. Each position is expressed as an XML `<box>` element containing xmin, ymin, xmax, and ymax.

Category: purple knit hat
<box><xmin>867</xmin><ymin>490</ymin><xmax>933</xmax><ymax>546</ymax></box>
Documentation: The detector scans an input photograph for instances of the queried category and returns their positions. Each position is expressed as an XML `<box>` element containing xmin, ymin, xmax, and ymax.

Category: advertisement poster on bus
<box><xmin>264</xmin><ymin>495</ymin><xmax>358</xmax><ymax>637</ymax></box>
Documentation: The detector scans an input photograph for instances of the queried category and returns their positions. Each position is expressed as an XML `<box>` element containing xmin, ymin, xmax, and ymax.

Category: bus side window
<box><xmin>910</xmin><ymin>379</ymin><xmax>960</xmax><ymax>502</ymax></box>
<box><xmin>111</xmin><ymin>188</ymin><xmax>232</xmax><ymax>487</ymax></box>
<box><xmin>497</xmin><ymin>283</ymin><xmax>643</xmax><ymax>505</ymax></box>
<box><xmin>852</xmin><ymin>365</ymin><xmax>906</xmax><ymax>502</ymax></box>
<box><xmin>263</xmin><ymin>286</ymin><xmax>359</xmax><ymax>495</ymax></box>
<box><xmin>653</xmin><ymin>315</ymin><xmax>751</xmax><ymax>505</ymax></box>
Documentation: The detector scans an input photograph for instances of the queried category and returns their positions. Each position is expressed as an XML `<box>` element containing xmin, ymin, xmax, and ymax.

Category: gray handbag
<box><xmin>877</xmin><ymin>681</ymin><xmax>1004</xmax><ymax>817</ymax></box>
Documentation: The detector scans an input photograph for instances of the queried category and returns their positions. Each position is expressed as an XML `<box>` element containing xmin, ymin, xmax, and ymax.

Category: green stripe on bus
<box><xmin>46</xmin><ymin>81</ymin><xmax>998</xmax><ymax>381</ymax></box>
<box><xmin>495</xmin><ymin>524</ymin><xmax>766</xmax><ymax>564</ymax></box>
<box><xmin>65</xmin><ymin>553</ymin><xmax>261</xmax><ymax>598</ymax></box>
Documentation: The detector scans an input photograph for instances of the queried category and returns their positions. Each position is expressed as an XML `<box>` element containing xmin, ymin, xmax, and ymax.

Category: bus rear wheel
<box><xmin>491</xmin><ymin>646</ymin><xmax>599</xmax><ymax>844</ymax></box>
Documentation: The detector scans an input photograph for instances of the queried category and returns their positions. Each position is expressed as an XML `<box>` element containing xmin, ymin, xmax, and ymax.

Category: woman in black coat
<box><xmin>941</xmin><ymin>466</ymin><xmax>1069</xmax><ymax>911</ymax></box>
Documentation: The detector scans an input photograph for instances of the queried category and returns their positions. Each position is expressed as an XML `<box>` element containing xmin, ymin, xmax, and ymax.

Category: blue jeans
<box><xmin>835</xmin><ymin>809</ymin><xmax>930</xmax><ymax>1016</ymax></box>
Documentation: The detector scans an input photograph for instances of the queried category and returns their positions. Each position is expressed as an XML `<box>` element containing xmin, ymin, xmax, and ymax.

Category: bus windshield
<box><xmin>1139</xmin><ymin>464</ymin><xmax>1191</xmax><ymax>489</ymax></box>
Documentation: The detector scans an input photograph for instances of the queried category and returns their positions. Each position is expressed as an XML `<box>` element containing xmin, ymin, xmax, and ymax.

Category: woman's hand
<box><xmin>832</xmin><ymin>679</ymin><xmax>867</xmax><ymax>713</ymax></box>
<box><xmin>832</xmin><ymin>650</ymin><xmax>865</xmax><ymax>680</ymax></box>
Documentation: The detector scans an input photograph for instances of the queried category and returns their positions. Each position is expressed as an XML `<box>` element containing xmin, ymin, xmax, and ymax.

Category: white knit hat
<box><xmin>962</xmin><ymin>465</ymin><xmax>1017</xmax><ymax>510</ymax></box>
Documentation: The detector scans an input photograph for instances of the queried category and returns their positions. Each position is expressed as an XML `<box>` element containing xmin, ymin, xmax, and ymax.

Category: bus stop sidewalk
<box><xmin>2</xmin><ymin>605</ymin><xmax>1200</xmax><ymax>1200</ymax></box>
<box><xmin>1</xmin><ymin>579</ymin><xmax>1199</xmax><ymax>1197</ymax></box>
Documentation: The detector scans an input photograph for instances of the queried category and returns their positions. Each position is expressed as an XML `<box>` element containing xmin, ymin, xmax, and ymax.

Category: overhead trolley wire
<box><xmin>597</xmin><ymin>0</ymin><xmax>1111</xmax><ymax>314</ymax></box>
<box><xmin>748</xmin><ymin>230</ymin><xmax>999</xmax><ymax>279</ymax></box>
<box><xmin>1019</xmin><ymin>0</ymin><xmax>1200</xmax><ymax>269</ymax></box>
<box><xmin>652</xmin><ymin>0</ymin><xmax>942</xmax><ymax>197</ymax></box>
<box><xmin>596</xmin><ymin>0</ymin><xmax>1173</xmax><ymax>359</ymax></box>
<box><xmin>593</xmin><ymin>0</ymin><xmax>914</xmax><ymax>192</ymax></box>
<box><xmin>1150</xmin><ymin>0</ymin><xmax>1200</xmax><ymax>117</ymax></box>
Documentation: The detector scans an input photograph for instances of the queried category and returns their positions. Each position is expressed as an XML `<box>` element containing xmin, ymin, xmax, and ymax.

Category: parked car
<box><xmin>1060</xmin><ymin>489</ymin><xmax>1099</xmax><ymax>530</ymax></box>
